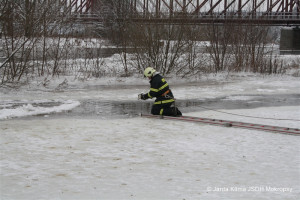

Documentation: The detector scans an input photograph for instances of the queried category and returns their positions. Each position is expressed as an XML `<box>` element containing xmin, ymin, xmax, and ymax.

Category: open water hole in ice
<box><xmin>2</xmin><ymin>93</ymin><xmax>299</xmax><ymax>120</ymax></box>
<box><xmin>65</xmin><ymin>93</ymin><xmax>300</xmax><ymax>118</ymax></box>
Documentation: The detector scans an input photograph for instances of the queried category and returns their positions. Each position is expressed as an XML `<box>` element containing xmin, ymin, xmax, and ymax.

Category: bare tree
<box><xmin>0</xmin><ymin>0</ymin><xmax>79</xmax><ymax>84</ymax></box>
<box><xmin>124</xmin><ymin>22</ymin><xmax>192</xmax><ymax>76</ymax></box>
<box><xmin>205</xmin><ymin>23</ymin><xmax>232</xmax><ymax>73</ymax></box>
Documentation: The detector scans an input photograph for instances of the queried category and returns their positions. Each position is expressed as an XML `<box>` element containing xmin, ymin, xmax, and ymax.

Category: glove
<box><xmin>138</xmin><ymin>93</ymin><xmax>147</xmax><ymax>100</ymax></box>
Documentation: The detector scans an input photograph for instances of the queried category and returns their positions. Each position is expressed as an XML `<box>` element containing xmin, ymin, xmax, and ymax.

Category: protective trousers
<box><xmin>151</xmin><ymin>102</ymin><xmax>182</xmax><ymax>116</ymax></box>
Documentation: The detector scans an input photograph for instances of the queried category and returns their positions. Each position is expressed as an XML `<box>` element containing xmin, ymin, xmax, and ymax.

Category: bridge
<box><xmin>67</xmin><ymin>0</ymin><xmax>300</xmax><ymax>25</ymax></box>
<box><xmin>49</xmin><ymin>1</ymin><xmax>300</xmax><ymax>54</ymax></box>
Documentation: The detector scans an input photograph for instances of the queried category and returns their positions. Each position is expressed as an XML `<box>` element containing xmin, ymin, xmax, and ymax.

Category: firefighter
<box><xmin>139</xmin><ymin>67</ymin><xmax>182</xmax><ymax>116</ymax></box>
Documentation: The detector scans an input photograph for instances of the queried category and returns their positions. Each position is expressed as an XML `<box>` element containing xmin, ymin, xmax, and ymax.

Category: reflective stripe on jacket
<box><xmin>147</xmin><ymin>74</ymin><xmax>175</xmax><ymax>104</ymax></box>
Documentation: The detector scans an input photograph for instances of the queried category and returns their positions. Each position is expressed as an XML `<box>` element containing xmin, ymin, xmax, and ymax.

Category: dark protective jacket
<box><xmin>145</xmin><ymin>73</ymin><xmax>175</xmax><ymax>105</ymax></box>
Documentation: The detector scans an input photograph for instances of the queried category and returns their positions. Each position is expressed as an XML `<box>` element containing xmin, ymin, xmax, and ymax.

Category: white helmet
<box><xmin>144</xmin><ymin>67</ymin><xmax>156</xmax><ymax>78</ymax></box>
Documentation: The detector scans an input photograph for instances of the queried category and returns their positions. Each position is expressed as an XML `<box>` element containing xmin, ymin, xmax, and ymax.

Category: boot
<box><xmin>175</xmin><ymin>107</ymin><xmax>182</xmax><ymax>117</ymax></box>
<box><xmin>172</xmin><ymin>107</ymin><xmax>182</xmax><ymax>117</ymax></box>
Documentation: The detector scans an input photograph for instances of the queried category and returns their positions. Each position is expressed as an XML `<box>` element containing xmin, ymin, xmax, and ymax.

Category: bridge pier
<box><xmin>280</xmin><ymin>27</ymin><xmax>300</xmax><ymax>55</ymax></box>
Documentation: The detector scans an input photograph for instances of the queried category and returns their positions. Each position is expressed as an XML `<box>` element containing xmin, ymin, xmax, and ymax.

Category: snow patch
<box><xmin>0</xmin><ymin>100</ymin><xmax>80</xmax><ymax>119</ymax></box>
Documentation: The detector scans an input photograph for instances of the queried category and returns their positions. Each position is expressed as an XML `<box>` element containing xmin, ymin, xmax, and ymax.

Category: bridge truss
<box><xmin>68</xmin><ymin>0</ymin><xmax>300</xmax><ymax>25</ymax></box>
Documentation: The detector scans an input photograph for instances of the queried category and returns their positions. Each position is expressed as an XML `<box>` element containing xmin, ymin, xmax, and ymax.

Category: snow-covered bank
<box><xmin>1</xmin><ymin>106</ymin><xmax>299</xmax><ymax>200</ymax></box>
<box><xmin>1</xmin><ymin>73</ymin><xmax>300</xmax><ymax>101</ymax></box>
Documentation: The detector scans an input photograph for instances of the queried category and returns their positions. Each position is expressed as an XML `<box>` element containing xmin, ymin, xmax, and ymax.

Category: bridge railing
<box><xmin>122</xmin><ymin>11</ymin><xmax>300</xmax><ymax>25</ymax></box>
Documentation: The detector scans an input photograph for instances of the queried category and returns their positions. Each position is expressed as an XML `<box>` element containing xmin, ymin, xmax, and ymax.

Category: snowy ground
<box><xmin>0</xmin><ymin>73</ymin><xmax>300</xmax><ymax>200</ymax></box>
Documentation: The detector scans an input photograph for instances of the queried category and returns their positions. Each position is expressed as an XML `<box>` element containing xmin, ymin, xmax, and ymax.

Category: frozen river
<box><xmin>1</xmin><ymin>74</ymin><xmax>300</xmax><ymax>200</ymax></box>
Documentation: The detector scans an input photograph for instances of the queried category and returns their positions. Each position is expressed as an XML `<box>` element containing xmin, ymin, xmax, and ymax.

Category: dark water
<box><xmin>52</xmin><ymin>93</ymin><xmax>300</xmax><ymax>119</ymax></box>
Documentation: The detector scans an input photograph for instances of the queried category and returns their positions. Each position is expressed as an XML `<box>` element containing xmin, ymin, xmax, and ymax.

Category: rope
<box><xmin>198</xmin><ymin>105</ymin><xmax>300</xmax><ymax>122</ymax></box>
